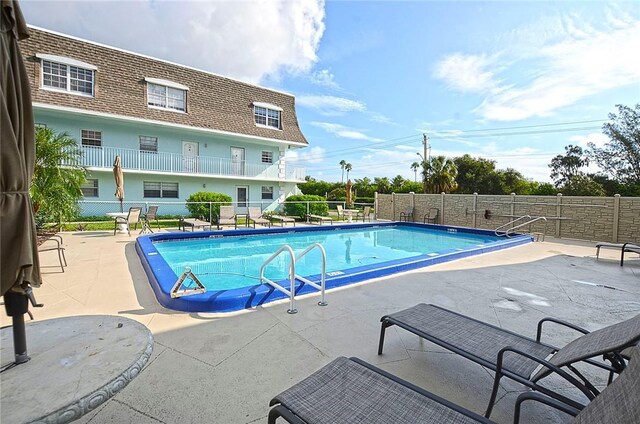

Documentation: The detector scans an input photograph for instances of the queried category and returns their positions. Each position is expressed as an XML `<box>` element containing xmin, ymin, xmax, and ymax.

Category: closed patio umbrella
<box><xmin>113</xmin><ymin>155</ymin><xmax>124</xmax><ymax>212</ymax></box>
<box><xmin>1</xmin><ymin>0</ymin><xmax>43</xmax><ymax>364</ymax></box>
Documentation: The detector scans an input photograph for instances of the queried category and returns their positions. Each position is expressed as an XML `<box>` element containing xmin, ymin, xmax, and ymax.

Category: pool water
<box><xmin>154</xmin><ymin>226</ymin><xmax>500</xmax><ymax>291</ymax></box>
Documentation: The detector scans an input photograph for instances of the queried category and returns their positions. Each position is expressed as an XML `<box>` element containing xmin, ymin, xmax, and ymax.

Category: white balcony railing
<box><xmin>74</xmin><ymin>146</ymin><xmax>305</xmax><ymax>181</ymax></box>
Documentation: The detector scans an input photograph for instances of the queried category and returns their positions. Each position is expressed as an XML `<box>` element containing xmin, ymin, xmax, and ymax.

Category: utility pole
<box><xmin>423</xmin><ymin>133</ymin><xmax>429</xmax><ymax>163</ymax></box>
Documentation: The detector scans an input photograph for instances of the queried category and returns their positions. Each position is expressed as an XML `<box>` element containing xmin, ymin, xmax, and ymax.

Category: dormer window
<box><xmin>253</xmin><ymin>102</ymin><xmax>282</xmax><ymax>129</ymax></box>
<box><xmin>36</xmin><ymin>54</ymin><xmax>96</xmax><ymax>96</ymax></box>
<box><xmin>145</xmin><ymin>78</ymin><xmax>188</xmax><ymax>112</ymax></box>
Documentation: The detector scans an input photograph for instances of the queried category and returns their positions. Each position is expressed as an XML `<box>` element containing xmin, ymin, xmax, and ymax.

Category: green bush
<box><xmin>354</xmin><ymin>197</ymin><xmax>374</xmax><ymax>205</ymax></box>
<box><xmin>185</xmin><ymin>192</ymin><xmax>232</xmax><ymax>220</ymax></box>
<box><xmin>283</xmin><ymin>195</ymin><xmax>328</xmax><ymax>219</ymax></box>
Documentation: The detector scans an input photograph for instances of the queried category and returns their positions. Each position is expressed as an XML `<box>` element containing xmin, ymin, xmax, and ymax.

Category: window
<box><xmin>144</xmin><ymin>182</ymin><xmax>178</xmax><ymax>198</ymax></box>
<box><xmin>41</xmin><ymin>59</ymin><xmax>94</xmax><ymax>96</ymax></box>
<box><xmin>261</xmin><ymin>151</ymin><xmax>273</xmax><ymax>164</ymax></box>
<box><xmin>147</xmin><ymin>82</ymin><xmax>187</xmax><ymax>112</ymax></box>
<box><xmin>81</xmin><ymin>179</ymin><xmax>99</xmax><ymax>197</ymax></box>
<box><xmin>81</xmin><ymin>130</ymin><xmax>102</xmax><ymax>147</ymax></box>
<box><xmin>139</xmin><ymin>136</ymin><xmax>158</xmax><ymax>153</ymax></box>
<box><xmin>253</xmin><ymin>102</ymin><xmax>282</xmax><ymax>129</ymax></box>
<box><xmin>261</xmin><ymin>186</ymin><xmax>274</xmax><ymax>200</ymax></box>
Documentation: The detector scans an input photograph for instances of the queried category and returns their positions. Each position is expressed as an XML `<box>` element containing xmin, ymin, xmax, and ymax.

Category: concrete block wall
<box><xmin>376</xmin><ymin>192</ymin><xmax>640</xmax><ymax>243</ymax></box>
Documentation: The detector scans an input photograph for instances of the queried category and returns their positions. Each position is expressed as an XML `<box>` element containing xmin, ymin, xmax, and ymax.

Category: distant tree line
<box><xmin>301</xmin><ymin>104</ymin><xmax>639</xmax><ymax>198</ymax></box>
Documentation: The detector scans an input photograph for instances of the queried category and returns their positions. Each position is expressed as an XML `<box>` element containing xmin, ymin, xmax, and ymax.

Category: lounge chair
<box><xmin>248</xmin><ymin>207</ymin><xmax>271</xmax><ymax>228</ymax></box>
<box><xmin>268</xmin><ymin>345</ymin><xmax>640</xmax><ymax>423</ymax></box>
<box><xmin>38</xmin><ymin>234</ymin><xmax>66</xmax><ymax>272</ymax></box>
<box><xmin>423</xmin><ymin>207</ymin><xmax>438</xmax><ymax>224</ymax></box>
<box><xmin>378</xmin><ymin>304</ymin><xmax>640</xmax><ymax>417</ymax></box>
<box><xmin>620</xmin><ymin>242</ymin><xmax>640</xmax><ymax>267</ymax></box>
<box><xmin>140</xmin><ymin>205</ymin><xmax>160</xmax><ymax>234</ymax></box>
<box><xmin>217</xmin><ymin>206</ymin><xmax>236</xmax><ymax>229</ymax></box>
<box><xmin>270</xmin><ymin>214</ymin><xmax>295</xmax><ymax>227</ymax></box>
<box><xmin>180</xmin><ymin>217</ymin><xmax>212</xmax><ymax>231</ymax></box>
<box><xmin>306</xmin><ymin>214</ymin><xmax>332</xmax><ymax>225</ymax></box>
<box><xmin>399</xmin><ymin>207</ymin><xmax>414</xmax><ymax>222</ymax></box>
<box><xmin>336</xmin><ymin>204</ymin><xmax>345</xmax><ymax>221</ymax></box>
<box><xmin>356</xmin><ymin>206</ymin><xmax>371</xmax><ymax>222</ymax></box>
<box><xmin>114</xmin><ymin>206</ymin><xmax>142</xmax><ymax>236</ymax></box>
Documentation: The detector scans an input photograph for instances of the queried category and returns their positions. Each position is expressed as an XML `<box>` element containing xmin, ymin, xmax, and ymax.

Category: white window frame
<box><xmin>81</xmin><ymin>179</ymin><xmax>99</xmax><ymax>197</ymax></box>
<box><xmin>37</xmin><ymin>54</ymin><xmax>96</xmax><ymax>97</ymax></box>
<box><xmin>261</xmin><ymin>151</ymin><xmax>273</xmax><ymax>164</ymax></box>
<box><xmin>261</xmin><ymin>186</ymin><xmax>274</xmax><ymax>200</ymax></box>
<box><xmin>143</xmin><ymin>181</ymin><xmax>179</xmax><ymax>199</ymax></box>
<box><xmin>81</xmin><ymin>130</ymin><xmax>102</xmax><ymax>147</ymax></box>
<box><xmin>139</xmin><ymin>135</ymin><xmax>158</xmax><ymax>153</ymax></box>
<box><xmin>146</xmin><ymin>78</ymin><xmax>188</xmax><ymax>113</ymax></box>
<box><xmin>253</xmin><ymin>102</ymin><xmax>282</xmax><ymax>130</ymax></box>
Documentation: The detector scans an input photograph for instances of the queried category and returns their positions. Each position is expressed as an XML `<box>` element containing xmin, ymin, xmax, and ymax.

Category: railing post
<box><xmin>209</xmin><ymin>202</ymin><xmax>213</xmax><ymax>224</ymax></box>
<box><xmin>555</xmin><ymin>193</ymin><xmax>562</xmax><ymax>238</ymax></box>
<box><xmin>613</xmin><ymin>194</ymin><xmax>620</xmax><ymax>243</ymax></box>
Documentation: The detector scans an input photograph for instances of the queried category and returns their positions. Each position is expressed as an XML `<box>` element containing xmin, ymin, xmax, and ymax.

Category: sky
<box><xmin>21</xmin><ymin>0</ymin><xmax>640</xmax><ymax>183</ymax></box>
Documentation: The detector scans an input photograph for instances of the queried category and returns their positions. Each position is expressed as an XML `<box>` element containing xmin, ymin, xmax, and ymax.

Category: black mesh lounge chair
<box><xmin>620</xmin><ymin>242</ymin><xmax>640</xmax><ymax>266</ymax></box>
<box><xmin>399</xmin><ymin>207</ymin><xmax>413</xmax><ymax>222</ymax></box>
<box><xmin>378</xmin><ymin>304</ymin><xmax>640</xmax><ymax>417</ymax></box>
<box><xmin>269</xmin><ymin>346</ymin><xmax>640</xmax><ymax>424</ymax></box>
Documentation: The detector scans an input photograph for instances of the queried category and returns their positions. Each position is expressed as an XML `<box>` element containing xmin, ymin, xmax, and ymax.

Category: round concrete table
<box><xmin>0</xmin><ymin>315</ymin><xmax>153</xmax><ymax>424</ymax></box>
<box><xmin>106</xmin><ymin>212</ymin><xmax>129</xmax><ymax>234</ymax></box>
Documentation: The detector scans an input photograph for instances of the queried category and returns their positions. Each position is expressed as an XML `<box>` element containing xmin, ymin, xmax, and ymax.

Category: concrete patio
<box><xmin>2</xmin><ymin>228</ymin><xmax>639</xmax><ymax>423</ymax></box>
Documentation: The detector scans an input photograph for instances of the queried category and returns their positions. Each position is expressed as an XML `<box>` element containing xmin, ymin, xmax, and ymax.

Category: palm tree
<box><xmin>422</xmin><ymin>155</ymin><xmax>458</xmax><ymax>194</ymax></box>
<box><xmin>345</xmin><ymin>163</ymin><xmax>352</xmax><ymax>181</ymax></box>
<box><xmin>339</xmin><ymin>160</ymin><xmax>347</xmax><ymax>183</ymax></box>
<box><xmin>31</xmin><ymin>127</ymin><xmax>86</xmax><ymax>227</ymax></box>
<box><xmin>410</xmin><ymin>162</ymin><xmax>420</xmax><ymax>182</ymax></box>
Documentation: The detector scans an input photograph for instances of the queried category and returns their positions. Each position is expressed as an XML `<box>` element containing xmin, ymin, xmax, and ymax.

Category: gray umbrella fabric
<box><xmin>0</xmin><ymin>0</ymin><xmax>41</xmax><ymax>296</ymax></box>
<box><xmin>113</xmin><ymin>155</ymin><xmax>124</xmax><ymax>212</ymax></box>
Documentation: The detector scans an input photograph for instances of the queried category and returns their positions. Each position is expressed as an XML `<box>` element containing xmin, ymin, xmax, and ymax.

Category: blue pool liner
<box><xmin>136</xmin><ymin>222</ymin><xmax>532</xmax><ymax>313</ymax></box>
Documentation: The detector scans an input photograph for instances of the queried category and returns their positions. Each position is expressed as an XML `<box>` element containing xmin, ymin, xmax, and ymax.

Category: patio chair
<box><xmin>38</xmin><ymin>234</ymin><xmax>66</xmax><ymax>272</ymax></box>
<box><xmin>140</xmin><ymin>205</ymin><xmax>160</xmax><ymax>234</ymax></box>
<box><xmin>378</xmin><ymin>304</ymin><xmax>640</xmax><ymax>417</ymax></box>
<box><xmin>620</xmin><ymin>242</ymin><xmax>640</xmax><ymax>267</ymax></box>
<box><xmin>270</xmin><ymin>214</ymin><xmax>295</xmax><ymax>227</ymax></box>
<box><xmin>336</xmin><ymin>204</ymin><xmax>345</xmax><ymax>221</ymax></box>
<box><xmin>399</xmin><ymin>207</ymin><xmax>414</xmax><ymax>222</ymax></box>
<box><xmin>356</xmin><ymin>206</ymin><xmax>371</xmax><ymax>222</ymax></box>
<box><xmin>217</xmin><ymin>206</ymin><xmax>237</xmax><ymax>230</ymax></box>
<box><xmin>114</xmin><ymin>207</ymin><xmax>142</xmax><ymax>236</ymax></box>
<box><xmin>423</xmin><ymin>207</ymin><xmax>438</xmax><ymax>224</ymax></box>
<box><xmin>180</xmin><ymin>217</ymin><xmax>212</xmax><ymax>231</ymax></box>
<box><xmin>248</xmin><ymin>207</ymin><xmax>271</xmax><ymax>228</ymax></box>
<box><xmin>268</xmin><ymin>346</ymin><xmax>640</xmax><ymax>423</ymax></box>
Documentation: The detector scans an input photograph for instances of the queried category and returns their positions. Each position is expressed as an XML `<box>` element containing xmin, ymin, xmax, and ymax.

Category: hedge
<box><xmin>283</xmin><ymin>195</ymin><xmax>328</xmax><ymax>219</ymax></box>
<box><xmin>185</xmin><ymin>192</ymin><xmax>232</xmax><ymax>220</ymax></box>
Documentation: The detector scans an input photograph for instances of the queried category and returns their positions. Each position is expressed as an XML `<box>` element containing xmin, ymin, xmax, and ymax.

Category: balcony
<box><xmin>76</xmin><ymin>146</ymin><xmax>305</xmax><ymax>181</ymax></box>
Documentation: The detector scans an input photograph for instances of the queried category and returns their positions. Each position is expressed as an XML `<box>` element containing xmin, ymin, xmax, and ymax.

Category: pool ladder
<box><xmin>495</xmin><ymin>215</ymin><xmax>548</xmax><ymax>240</ymax></box>
<box><xmin>260</xmin><ymin>243</ymin><xmax>327</xmax><ymax>314</ymax></box>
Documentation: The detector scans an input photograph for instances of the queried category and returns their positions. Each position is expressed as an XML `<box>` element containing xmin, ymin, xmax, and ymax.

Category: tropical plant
<box><xmin>31</xmin><ymin>127</ymin><xmax>86</xmax><ymax>227</ymax></box>
<box><xmin>549</xmin><ymin>145</ymin><xmax>589</xmax><ymax>188</ymax></box>
<box><xmin>283</xmin><ymin>194</ymin><xmax>328</xmax><ymax>218</ymax></box>
<box><xmin>410</xmin><ymin>162</ymin><xmax>420</xmax><ymax>182</ymax></box>
<box><xmin>373</xmin><ymin>177</ymin><xmax>391</xmax><ymax>194</ymax></box>
<box><xmin>422</xmin><ymin>155</ymin><xmax>458</xmax><ymax>194</ymax></box>
<box><xmin>185</xmin><ymin>191</ymin><xmax>232</xmax><ymax>220</ymax></box>
<box><xmin>339</xmin><ymin>160</ymin><xmax>347</xmax><ymax>183</ymax></box>
<box><xmin>345</xmin><ymin>163</ymin><xmax>353</xmax><ymax>181</ymax></box>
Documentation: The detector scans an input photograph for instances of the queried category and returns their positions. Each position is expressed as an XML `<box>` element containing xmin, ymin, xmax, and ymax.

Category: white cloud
<box><xmin>286</xmin><ymin>146</ymin><xmax>326</xmax><ymax>164</ymax></box>
<box><xmin>296</xmin><ymin>95</ymin><xmax>366</xmax><ymax>115</ymax></box>
<box><xmin>569</xmin><ymin>133</ymin><xmax>608</xmax><ymax>149</ymax></box>
<box><xmin>433</xmin><ymin>8</ymin><xmax>640</xmax><ymax>122</ymax></box>
<box><xmin>310</xmin><ymin>69</ymin><xmax>340</xmax><ymax>89</ymax></box>
<box><xmin>310</xmin><ymin>122</ymin><xmax>383</xmax><ymax>141</ymax></box>
<box><xmin>370</xmin><ymin>113</ymin><xmax>394</xmax><ymax>125</ymax></box>
<box><xmin>22</xmin><ymin>0</ymin><xmax>325</xmax><ymax>85</ymax></box>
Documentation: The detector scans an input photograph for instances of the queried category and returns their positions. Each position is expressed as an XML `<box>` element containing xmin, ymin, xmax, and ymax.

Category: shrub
<box><xmin>354</xmin><ymin>197</ymin><xmax>374</xmax><ymax>205</ymax></box>
<box><xmin>185</xmin><ymin>192</ymin><xmax>232</xmax><ymax>220</ymax></box>
<box><xmin>283</xmin><ymin>194</ymin><xmax>328</xmax><ymax>219</ymax></box>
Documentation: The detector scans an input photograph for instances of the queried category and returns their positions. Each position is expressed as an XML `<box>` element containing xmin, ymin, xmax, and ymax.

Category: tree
<box><xmin>31</xmin><ymin>127</ymin><xmax>86</xmax><ymax>227</ymax></box>
<box><xmin>423</xmin><ymin>155</ymin><xmax>458</xmax><ymax>194</ymax></box>
<box><xmin>345</xmin><ymin>163</ymin><xmax>352</xmax><ymax>181</ymax></box>
<box><xmin>563</xmin><ymin>174</ymin><xmax>606</xmax><ymax>196</ymax></box>
<box><xmin>453</xmin><ymin>154</ymin><xmax>502</xmax><ymax>194</ymax></box>
<box><xmin>339</xmin><ymin>160</ymin><xmax>347</xmax><ymax>183</ymax></box>
<box><xmin>392</xmin><ymin>175</ymin><xmax>405</xmax><ymax>190</ymax></box>
<box><xmin>549</xmin><ymin>145</ymin><xmax>589</xmax><ymax>188</ymax></box>
<box><xmin>373</xmin><ymin>177</ymin><xmax>391</xmax><ymax>194</ymax></box>
<box><xmin>353</xmin><ymin>177</ymin><xmax>373</xmax><ymax>197</ymax></box>
<box><xmin>410</xmin><ymin>162</ymin><xmax>420</xmax><ymax>182</ymax></box>
<box><xmin>589</xmin><ymin>104</ymin><xmax>640</xmax><ymax>184</ymax></box>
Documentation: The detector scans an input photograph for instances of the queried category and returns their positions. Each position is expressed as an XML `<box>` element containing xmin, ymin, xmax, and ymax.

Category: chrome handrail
<box><xmin>495</xmin><ymin>215</ymin><xmax>531</xmax><ymax>236</ymax></box>
<box><xmin>260</xmin><ymin>244</ymin><xmax>297</xmax><ymax>313</ymax></box>
<box><xmin>294</xmin><ymin>243</ymin><xmax>327</xmax><ymax>307</ymax></box>
<box><xmin>505</xmin><ymin>216</ymin><xmax>548</xmax><ymax>238</ymax></box>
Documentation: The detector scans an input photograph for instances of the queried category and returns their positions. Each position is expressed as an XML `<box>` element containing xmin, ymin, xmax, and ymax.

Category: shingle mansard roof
<box><xmin>20</xmin><ymin>26</ymin><xmax>308</xmax><ymax>146</ymax></box>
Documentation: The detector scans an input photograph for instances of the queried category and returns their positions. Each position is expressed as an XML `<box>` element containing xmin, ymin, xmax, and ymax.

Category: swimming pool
<box><xmin>136</xmin><ymin>222</ymin><xmax>532</xmax><ymax>312</ymax></box>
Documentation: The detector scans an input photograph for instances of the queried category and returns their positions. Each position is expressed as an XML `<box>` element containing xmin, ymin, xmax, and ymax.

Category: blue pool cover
<box><xmin>136</xmin><ymin>222</ymin><xmax>532</xmax><ymax>313</ymax></box>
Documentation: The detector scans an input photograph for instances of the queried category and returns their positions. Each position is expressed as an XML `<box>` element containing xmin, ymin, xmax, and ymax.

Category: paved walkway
<box><xmin>2</xmin><ymin>229</ymin><xmax>638</xmax><ymax>423</ymax></box>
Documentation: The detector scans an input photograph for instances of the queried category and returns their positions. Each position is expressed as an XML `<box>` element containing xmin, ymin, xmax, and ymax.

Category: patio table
<box><xmin>343</xmin><ymin>209</ymin><xmax>359</xmax><ymax>223</ymax></box>
<box><xmin>106</xmin><ymin>212</ymin><xmax>128</xmax><ymax>234</ymax></box>
<box><xmin>0</xmin><ymin>315</ymin><xmax>153</xmax><ymax>424</ymax></box>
